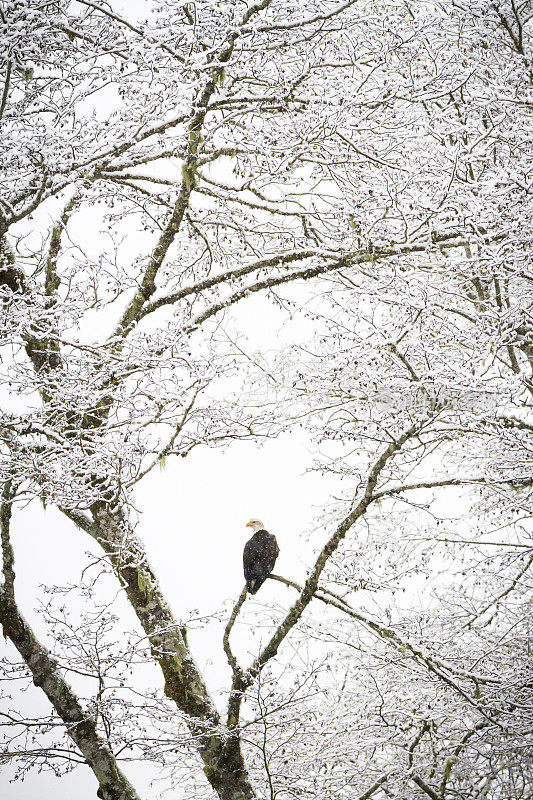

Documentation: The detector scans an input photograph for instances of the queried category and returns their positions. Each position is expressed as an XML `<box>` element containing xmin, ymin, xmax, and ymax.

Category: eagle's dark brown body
<box><xmin>243</xmin><ymin>529</ymin><xmax>279</xmax><ymax>594</ymax></box>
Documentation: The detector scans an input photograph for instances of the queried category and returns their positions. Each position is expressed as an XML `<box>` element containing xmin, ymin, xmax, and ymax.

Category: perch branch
<box><xmin>223</xmin><ymin>586</ymin><xmax>248</xmax><ymax>680</ymax></box>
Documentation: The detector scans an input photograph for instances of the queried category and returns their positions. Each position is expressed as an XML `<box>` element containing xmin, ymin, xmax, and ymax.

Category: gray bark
<box><xmin>0</xmin><ymin>595</ymin><xmax>142</xmax><ymax>800</ymax></box>
<box><xmin>66</xmin><ymin>502</ymin><xmax>256</xmax><ymax>800</ymax></box>
<box><xmin>0</xmin><ymin>489</ymin><xmax>141</xmax><ymax>800</ymax></box>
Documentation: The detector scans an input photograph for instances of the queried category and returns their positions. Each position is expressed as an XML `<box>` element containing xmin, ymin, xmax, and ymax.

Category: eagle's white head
<box><xmin>246</xmin><ymin>518</ymin><xmax>265</xmax><ymax>533</ymax></box>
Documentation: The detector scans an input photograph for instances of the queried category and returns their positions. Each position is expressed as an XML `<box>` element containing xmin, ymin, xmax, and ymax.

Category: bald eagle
<box><xmin>243</xmin><ymin>519</ymin><xmax>279</xmax><ymax>594</ymax></box>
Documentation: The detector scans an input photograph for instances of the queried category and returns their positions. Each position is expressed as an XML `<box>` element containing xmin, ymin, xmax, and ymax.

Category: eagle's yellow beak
<box><xmin>245</xmin><ymin>520</ymin><xmax>253</xmax><ymax>527</ymax></box>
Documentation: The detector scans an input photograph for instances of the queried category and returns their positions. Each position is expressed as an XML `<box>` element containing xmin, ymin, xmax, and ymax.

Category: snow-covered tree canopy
<box><xmin>1</xmin><ymin>1</ymin><xmax>532</xmax><ymax>799</ymax></box>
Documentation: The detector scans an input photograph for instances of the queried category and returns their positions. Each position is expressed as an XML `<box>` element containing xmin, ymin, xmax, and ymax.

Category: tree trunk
<box><xmin>81</xmin><ymin>502</ymin><xmax>257</xmax><ymax>800</ymax></box>
<box><xmin>0</xmin><ymin>594</ymin><xmax>141</xmax><ymax>800</ymax></box>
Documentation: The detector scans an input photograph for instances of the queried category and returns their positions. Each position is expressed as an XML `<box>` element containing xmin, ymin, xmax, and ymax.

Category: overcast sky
<box><xmin>2</xmin><ymin>413</ymin><xmax>344</xmax><ymax>799</ymax></box>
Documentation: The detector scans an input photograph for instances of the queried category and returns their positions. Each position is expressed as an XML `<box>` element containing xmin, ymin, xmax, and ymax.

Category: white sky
<box><xmin>1</xmin><ymin>425</ymin><xmax>342</xmax><ymax>799</ymax></box>
<box><xmin>2</xmin><ymin>1</ymin><xmax>516</xmax><ymax>796</ymax></box>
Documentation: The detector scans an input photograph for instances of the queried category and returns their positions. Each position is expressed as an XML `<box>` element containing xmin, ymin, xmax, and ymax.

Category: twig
<box><xmin>462</xmin><ymin>554</ymin><xmax>533</xmax><ymax>629</ymax></box>
<box><xmin>268</xmin><ymin>573</ymin><xmax>498</xmax><ymax>689</ymax></box>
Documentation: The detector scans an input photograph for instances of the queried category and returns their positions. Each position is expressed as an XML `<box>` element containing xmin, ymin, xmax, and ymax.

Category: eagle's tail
<box><xmin>246</xmin><ymin>579</ymin><xmax>259</xmax><ymax>594</ymax></box>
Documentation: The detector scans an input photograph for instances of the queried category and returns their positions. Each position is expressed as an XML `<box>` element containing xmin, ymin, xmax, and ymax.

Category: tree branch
<box><xmin>267</xmin><ymin>574</ymin><xmax>496</xmax><ymax>687</ymax></box>
<box><xmin>0</xmin><ymin>600</ymin><xmax>143</xmax><ymax>800</ymax></box>
<box><xmin>22</xmin><ymin>193</ymin><xmax>79</xmax><ymax>378</ymax></box>
<box><xmin>73</xmin><ymin>502</ymin><xmax>256</xmax><ymax>800</ymax></box>
<box><xmin>411</xmin><ymin>774</ymin><xmax>441</xmax><ymax>800</ymax></box>
<box><xmin>116</xmin><ymin>0</ymin><xmax>276</xmax><ymax>337</ymax></box>
<box><xmin>0</xmin><ymin>491</ymin><xmax>141</xmax><ymax>800</ymax></box>
<box><xmin>357</xmin><ymin>774</ymin><xmax>390</xmax><ymax>800</ymax></box>
<box><xmin>75</xmin><ymin>0</ymin><xmax>185</xmax><ymax>62</ymax></box>
<box><xmin>187</xmin><ymin>234</ymin><xmax>498</xmax><ymax>331</ymax></box>
<box><xmin>372</xmin><ymin>474</ymin><xmax>533</xmax><ymax>501</ymax></box>
<box><xmin>223</xmin><ymin>586</ymin><xmax>248</xmax><ymax>682</ymax></box>
<box><xmin>250</xmin><ymin>419</ymin><xmax>427</xmax><ymax>677</ymax></box>
<box><xmin>462</xmin><ymin>553</ymin><xmax>533</xmax><ymax>630</ymax></box>
<box><xmin>44</xmin><ymin>192</ymin><xmax>79</xmax><ymax>302</ymax></box>
<box><xmin>138</xmin><ymin>249</ymin><xmax>321</xmax><ymax>319</ymax></box>
<box><xmin>0</xmin><ymin>60</ymin><xmax>12</xmax><ymax>122</ymax></box>
<box><xmin>1</xmin><ymin>480</ymin><xmax>16</xmax><ymax>601</ymax></box>
<box><xmin>255</xmin><ymin>0</ymin><xmax>359</xmax><ymax>32</ymax></box>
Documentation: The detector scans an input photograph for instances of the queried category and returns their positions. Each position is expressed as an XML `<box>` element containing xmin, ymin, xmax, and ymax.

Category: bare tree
<box><xmin>1</xmin><ymin>1</ymin><xmax>532</xmax><ymax>799</ymax></box>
